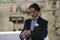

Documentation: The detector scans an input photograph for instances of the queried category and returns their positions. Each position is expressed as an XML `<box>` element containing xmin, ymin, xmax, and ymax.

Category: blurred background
<box><xmin>0</xmin><ymin>0</ymin><xmax>60</xmax><ymax>40</ymax></box>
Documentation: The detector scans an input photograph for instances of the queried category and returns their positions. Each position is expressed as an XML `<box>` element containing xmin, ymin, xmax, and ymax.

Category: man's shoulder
<box><xmin>39</xmin><ymin>17</ymin><xmax>48</xmax><ymax>24</ymax></box>
<box><xmin>42</xmin><ymin>18</ymin><xmax>48</xmax><ymax>23</ymax></box>
<box><xmin>42</xmin><ymin>19</ymin><xmax>48</xmax><ymax>24</ymax></box>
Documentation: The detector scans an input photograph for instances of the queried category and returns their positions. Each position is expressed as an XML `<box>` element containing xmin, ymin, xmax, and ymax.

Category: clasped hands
<box><xmin>22</xmin><ymin>30</ymin><xmax>30</xmax><ymax>38</ymax></box>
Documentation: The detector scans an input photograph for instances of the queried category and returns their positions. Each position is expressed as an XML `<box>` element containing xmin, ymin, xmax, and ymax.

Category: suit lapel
<box><xmin>34</xmin><ymin>17</ymin><xmax>42</xmax><ymax>29</ymax></box>
<box><xmin>27</xmin><ymin>19</ymin><xmax>31</xmax><ymax>30</ymax></box>
<box><xmin>37</xmin><ymin>17</ymin><xmax>42</xmax><ymax>24</ymax></box>
<box><xmin>29</xmin><ymin>17</ymin><xmax>42</xmax><ymax>30</ymax></box>
<box><xmin>34</xmin><ymin>17</ymin><xmax>42</xmax><ymax>30</ymax></box>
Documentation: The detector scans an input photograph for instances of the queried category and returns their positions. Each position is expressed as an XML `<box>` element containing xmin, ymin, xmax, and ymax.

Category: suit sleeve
<box><xmin>19</xmin><ymin>19</ymin><xmax>30</xmax><ymax>40</ymax></box>
<box><xmin>31</xmin><ymin>21</ymin><xmax>48</xmax><ymax>38</ymax></box>
<box><xmin>19</xmin><ymin>20</ymin><xmax>27</xmax><ymax>39</ymax></box>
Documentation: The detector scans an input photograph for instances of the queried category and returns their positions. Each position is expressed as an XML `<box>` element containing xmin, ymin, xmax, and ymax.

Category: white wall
<box><xmin>0</xmin><ymin>3</ymin><xmax>12</xmax><ymax>31</ymax></box>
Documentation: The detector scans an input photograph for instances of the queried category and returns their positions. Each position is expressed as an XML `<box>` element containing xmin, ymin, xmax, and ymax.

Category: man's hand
<box><xmin>22</xmin><ymin>30</ymin><xmax>30</xmax><ymax>38</ymax></box>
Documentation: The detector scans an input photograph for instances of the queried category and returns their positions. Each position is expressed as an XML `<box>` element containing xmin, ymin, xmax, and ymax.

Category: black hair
<box><xmin>29</xmin><ymin>3</ymin><xmax>40</xmax><ymax>11</ymax></box>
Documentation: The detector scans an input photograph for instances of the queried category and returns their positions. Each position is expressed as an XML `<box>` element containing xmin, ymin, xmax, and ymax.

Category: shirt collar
<box><xmin>30</xmin><ymin>16</ymin><xmax>39</xmax><ymax>20</ymax></box>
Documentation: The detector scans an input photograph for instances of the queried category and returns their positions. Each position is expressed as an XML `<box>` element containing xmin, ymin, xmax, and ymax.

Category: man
<box><xmin>19</xmin><ymin>3</ymin><xmax>48</xmax><ymax>40</ymax></box>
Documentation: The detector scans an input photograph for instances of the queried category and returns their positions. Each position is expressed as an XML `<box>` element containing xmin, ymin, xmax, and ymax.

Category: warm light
<box><xmin>9</xmin><ymin>6</ymin><xmax>13</xmax><ymax>12</ymax></box>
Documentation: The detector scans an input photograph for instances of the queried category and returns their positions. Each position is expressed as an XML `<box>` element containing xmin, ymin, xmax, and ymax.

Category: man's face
<box><xmin>29</xmin><ymin>8</ymin><xmax>38</xmax><ymax>19</ymax></box>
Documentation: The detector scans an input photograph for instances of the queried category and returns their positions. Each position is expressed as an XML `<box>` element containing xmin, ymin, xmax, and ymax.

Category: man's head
<box><xmin>29</xmin><ymin>3</ymin><xmax>41</xmax><ymax>19</ymax></box>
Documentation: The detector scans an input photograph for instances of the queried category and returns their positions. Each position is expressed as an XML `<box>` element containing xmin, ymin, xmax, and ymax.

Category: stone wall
<box><xmin>0</xmin><ymin>0</ymin><xmax>60</xmax><ymax>40</ymax></box>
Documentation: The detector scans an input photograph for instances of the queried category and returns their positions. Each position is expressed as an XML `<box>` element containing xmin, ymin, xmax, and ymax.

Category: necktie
<box><xmin>30</xmin><ymin>19</ymin><xmax>36</xmax><ymax>31</ymax></box>
<box><xmin>29</xmin><ymin>19</ymin><xmax>37</xmax><ymax>40</ymax></box>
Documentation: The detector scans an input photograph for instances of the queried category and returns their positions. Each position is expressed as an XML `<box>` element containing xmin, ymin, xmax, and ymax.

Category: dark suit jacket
<box><xmin>20</xmin><ymin>16</ymin><xmax>48</xmax><ymax>40</ymax></box>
